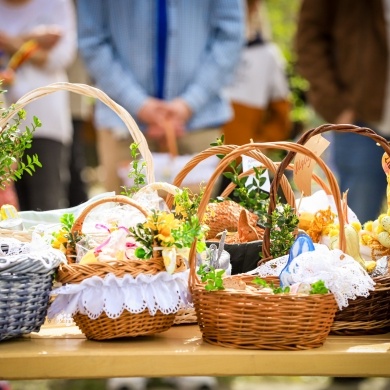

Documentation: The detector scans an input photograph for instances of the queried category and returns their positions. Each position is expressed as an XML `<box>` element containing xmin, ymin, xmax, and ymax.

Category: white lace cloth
<box><xmin>48</xmin><ymin>270</ymin><xmax>191</xmax><ymax>321</ymax></box>
<box><xmin>0</xmin><ymin>234</ymin><xmax>66</xmax><ymax>271</ymax></box>
<box><xmin>250</xmin><ymin>244</ymin><xmax>375</xmax><ymax>310</ymax></box>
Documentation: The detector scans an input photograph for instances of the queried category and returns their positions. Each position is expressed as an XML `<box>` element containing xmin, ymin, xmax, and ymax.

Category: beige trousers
<box><xmin>97</xmin><ymin>128</ymin><xmax>221</xmax><ymax>194</ymax></box>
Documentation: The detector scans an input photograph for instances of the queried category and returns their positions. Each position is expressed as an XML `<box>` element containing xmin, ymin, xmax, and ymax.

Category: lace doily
<box><xmin>251</xmin><ymin>243</ymin><xmax>375</xmax><ymax>310</ymax></box>
<box><xmin>0</xmin><ymin>233</ymin><xmax>66</xmax><ymax>272</ymax></box>
<box><xmin>48</xmin><ymin>270</ymin><xmax>191</xmax><ymax>321</ymax></box>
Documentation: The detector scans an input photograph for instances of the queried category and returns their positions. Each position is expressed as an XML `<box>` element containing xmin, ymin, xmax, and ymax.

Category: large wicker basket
<box><xmin>6</xmin><ymin>82</ymin><xmax>186</xmax><ymax>340</ymax></box>
<box><xmin>168</xmin><ymin>145</ymin><xmax>296</xmax><ymax>325</ymax></box>
<box><xmin>272</xmin><ymin>123</ymin><xmax>390</xmax><ymax>335</ymax></box>
<box><xmin>186</xmin><ymin>142</ymin><xmax>339</xmax><ymax>350</ymax></box>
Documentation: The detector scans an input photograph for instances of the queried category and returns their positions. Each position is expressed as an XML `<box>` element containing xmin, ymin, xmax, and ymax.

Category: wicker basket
<box><xmin>0</xmin><ymin>241</ymin><xmax>63</xmax><ymax>341</ymax></box>
<box><xmin>54</xmin><ymin>195</ymin><xmax>187</xmax><ymax>340</ymax></box>
<box><xmin>274</xmin><ymin>123</ymin><xmax>390</xmax><ymax>335</ymax></box>
<box><xmin>2</xmin><ymin>82</ymin><xmax>192</xmax><ymax>339</ymax></box>
<box><xmin>169</xmin><ymin>145</ymin><xmax>296</xmax><ymax>325</ymax></box>
<box><xmin>186</xmin><ymin>142</ymin><xmax>339</xmax><ymax>350</ymax></box>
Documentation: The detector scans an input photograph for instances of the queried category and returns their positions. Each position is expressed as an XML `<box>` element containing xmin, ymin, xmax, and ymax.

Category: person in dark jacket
<box><xmin>295</xmin><ymin>0</ymin><xmax>390</xmax><ymax>223</ymax></box>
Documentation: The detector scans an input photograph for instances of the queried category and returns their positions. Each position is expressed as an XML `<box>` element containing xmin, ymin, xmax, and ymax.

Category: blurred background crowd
<box><xmin>0</xmin><ymin>0</ymin><xmax>306</xmax><ymax>215</ymax></box>
<box><xmin>2</xmin><ymin>0</ymin><xmax>389</xmax><ymax>226</ymax></box>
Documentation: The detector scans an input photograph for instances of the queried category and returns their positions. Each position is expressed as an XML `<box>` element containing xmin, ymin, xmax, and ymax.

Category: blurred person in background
<box><xmin>223</xmin><ymin>0</ymin><xmax>292</xmax><ymax>146</ymax></box>
<box><xmin>67</xmin><ymin>53</ymin><xmax>91</xmax><ymax>206</ymax></box>
<box><xmin>220</xmin><ymin>0</ymin><xmax>292</xmax><ymax>193</ymax></box>
<box><xmin>0</xmin><ymin>0</ymin><xmax>76</xmax><ymax>211</ymax></box>
<box><xmin>295</xmin><ymin>0</ymin><xmax>390</xmax><ymax>224</ymax></box>
<box><xmin>76</xmin><ymin>0</ymin><xmax>245</xmax><ymax>194</ymax></box>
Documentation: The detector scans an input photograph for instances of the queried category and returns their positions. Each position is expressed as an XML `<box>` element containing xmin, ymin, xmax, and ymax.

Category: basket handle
<box><xmin>0</xmin><ymin>81</ymin><xmax>155</xmax><ymax>184</ymax></box>
<box><xmin>220</xmin><ymin>162</ymin><xmax>332</xmax><ymax>199</ymax></box>
<box><xmin>166</xmin><ymin>144</ymin><xmax>296</xmax><ymax>209</ymax></box>
<box><xmin>298</xmin><ymin>123</ymin><xmax>390</xmax><ymax>155</ymax></box>
<box><xmin>71</xmin><ymin>195</ymin><xmax>149</xmax><ymax>235</ymax></box>
<box><xmin>136</xmin><ymin>181</ymin><xmax>182</xmax><ymax>197</ymax></box>
<box><xmin>187</xmin><ymin>141</ymin><xmax>343</xmax><ymax>287</ymax></box>
<box><xmin>161</xmin><ymin>119</ymin><xmax>179</xmax><ymax>157</ymax></box>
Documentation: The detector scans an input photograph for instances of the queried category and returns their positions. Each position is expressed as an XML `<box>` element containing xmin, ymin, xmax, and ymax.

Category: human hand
<box><xmin>140</xmin><ymin>97</ymin><xmax>190</xmax><ymax>141</ymax></box>
<box><xmin>137</xmin><ymin>98</ymin><xmax>169</xmax><ymax>127</ymax></box>
<box><xmin>0</xmin><ymin>68</ymin><xmax>14</xmax><ymax>85</ymax></box>
<box><xmin>335</xmin><ymin>109</ymin><xmax>355</xmax><ymax>124</ymax></box>
<box><xmin>166</xmin><ymin>98</ymin><xmax>192</xmax><ymax>126</ymax></box>
<box><xmin>27</xmin><ymin>25</ymin><xmax>62</xmax><ymax>50</ymax></box>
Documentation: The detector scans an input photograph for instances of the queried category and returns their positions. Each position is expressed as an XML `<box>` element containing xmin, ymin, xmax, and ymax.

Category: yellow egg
<box><xmin>79</xmin><ymin>250</ymin><xmax>98</xmax><ymax>264</ymax></box>
<box><xmin>381</xmin><ymin>216</ymin><xmax>390</xmax><ymax>232</ymax></box>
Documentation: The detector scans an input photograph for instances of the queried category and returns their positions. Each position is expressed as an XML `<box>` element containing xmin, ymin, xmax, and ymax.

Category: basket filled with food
<box><xmin>267</xmin><ymin>123</ymin><xmax>390</xmax><ymax>336</ymax></box>
<box><xmin>184</xmin><ymin>141</ymin><xmax>352</xmax><ymax>350</ymax></box>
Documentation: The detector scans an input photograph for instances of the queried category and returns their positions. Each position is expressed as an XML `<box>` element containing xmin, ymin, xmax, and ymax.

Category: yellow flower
<box><xmin>175</xmin><ymin>203</ymin><xmax>188</xmax><ymax>219</ymax></box>
<box><xmin>145</xmin><ymin>212</ymin><xmax>181</xmax><ymax>246</ymax></box>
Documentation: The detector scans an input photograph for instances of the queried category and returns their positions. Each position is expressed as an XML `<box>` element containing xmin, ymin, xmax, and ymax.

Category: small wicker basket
<box><xmin>186</xmin><ymin>142</ymin><xmax>339</xmax><ymax>350</ymax></box>
<box><xmin>275</xmin><ymin>123</ymin><xmax>390</xmax><ymax>335</ymax></box>
<box><xmin>55</xmin><ymin>195</ymin><xmax>187</xmax><ymax>340</ymax></box>
<box><xmin>0</xmin><ymin>241</ymin><xmax>63</xmax><ymax>341</ymax></box>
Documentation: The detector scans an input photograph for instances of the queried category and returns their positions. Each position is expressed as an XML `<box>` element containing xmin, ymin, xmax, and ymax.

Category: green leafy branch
<box><xmin>121</xmin><ymin>142</ymin><xmax>147</xmax><ymax>196</ymax></box>
<box><xmin>252</xmin><ymin>277</ymin><xmax>329</xmax><ymax>295</ymax></box>
<box><xmin>60</xmin><ymin>213</ymin><xmax>82</xmax><ymax>250</ymax></box>
<box><xmin>309</xmin><ymin>280</ymin><xmax>329</xmax><ymax>294</ymax></box>
<box><xmin>171</xmin><ymin>214</ymin><xmax>207</xmax><ymax>253</ymax></box>
<box><xmin>266</xmin><ymin>204</ymin><xmax>299</xmax><ymax>259</ymax></box>
<box><xmin>197</xmin><ymin>264</ymin><xmax>225</xmax><ymax>291</ymax></box>
<box><xmin>211</xmin><ymin>136</ymin><xmax>269</xmax><ymax>221</ymax></box>
<box><xmin>0</xmin><ymin>93</ymin><xmax>42</xmax><ymax>188</ymax></box>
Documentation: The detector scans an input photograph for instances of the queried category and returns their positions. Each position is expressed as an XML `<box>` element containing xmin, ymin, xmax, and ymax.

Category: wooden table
<box><xmin>1</xmin><ymin>323</ymin><xmax>390</xmax><ymax>380</ymax></box>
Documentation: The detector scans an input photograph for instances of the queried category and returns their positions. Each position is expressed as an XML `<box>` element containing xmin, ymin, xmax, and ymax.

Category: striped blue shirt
<box><xmin>77</xmin><ymin>0</ymin><xmax>245</xmax><ymax>134</ymax></box>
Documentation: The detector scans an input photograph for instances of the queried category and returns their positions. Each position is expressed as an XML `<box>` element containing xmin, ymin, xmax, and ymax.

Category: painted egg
<box><xmin>162</xmin><ymin>247</ymin><xmax>177</xmax><ymax>274</ymax></box>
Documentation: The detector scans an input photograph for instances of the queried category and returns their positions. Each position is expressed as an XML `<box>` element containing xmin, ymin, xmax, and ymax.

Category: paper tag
<box><xmin>382</xmin><ymin>152</ymin><xmax>390</xmax><ymax>175</ymax></box>
<box><xmin>242</xmin><ymin>155</ymin><xmax>270</xmax><ymax>192</ymax></box>
<box><xmin>293</xmin><ymin>134</ymin><xmax>330</xmax><ymax>196</ymax></box>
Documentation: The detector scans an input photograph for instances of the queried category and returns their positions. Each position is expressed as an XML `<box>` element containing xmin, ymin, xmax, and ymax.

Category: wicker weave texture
<box><xmin>0</xmin><ymin>270</ymin><xmax>55</xmax><ymax>341</ymax></box>
<box><xmin>192</xmin><ymin>276</ymin><xmax>337</xmax><ymax>350</ymax></box>
<box><xmin>331</xmin><ymin>272</ymin><xmax>390</xmax><ymax>335</ymax></box>
<box><xmin>55</xmin><ymin>195</ymin><xmax>186</xmax><ymax>340</ymax></box>
<box><xmin>74</xmin><ymin>311</ymin><xmax>176</xmax><ymax>341</ymax></box>
<box><xmin>186</xmin><ymin>143</ymin><xmax>339</xmax><ymax>350</ymax></box>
